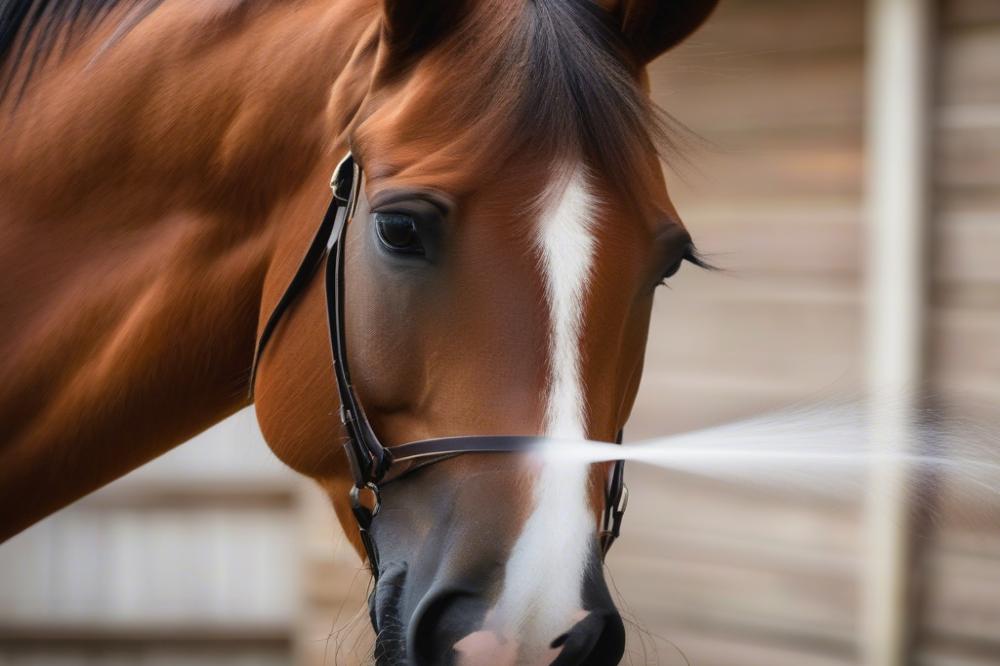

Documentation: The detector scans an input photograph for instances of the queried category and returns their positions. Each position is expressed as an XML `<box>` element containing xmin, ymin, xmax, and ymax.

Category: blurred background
<box><xmin>1</xmin><ymin>0</ymin><xmax>998</xmax><ymax>664</ymax></box>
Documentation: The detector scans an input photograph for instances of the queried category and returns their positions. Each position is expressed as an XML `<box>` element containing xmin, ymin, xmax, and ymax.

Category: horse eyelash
<box><xmin>683</xmin><ymin>244</ymin><xmax>718</xmax><ymax>271</ymax></box>
<box><xmin>659</xmin><ymin>244</ymin><xmax>717</xmax><ymax>288</ymax></box>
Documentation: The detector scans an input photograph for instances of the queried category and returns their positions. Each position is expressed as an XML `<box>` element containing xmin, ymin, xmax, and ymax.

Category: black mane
<box><xmin>0</xmin><ymin>0</ymin><xmax>162</xmax><ymax>103</ymax></box>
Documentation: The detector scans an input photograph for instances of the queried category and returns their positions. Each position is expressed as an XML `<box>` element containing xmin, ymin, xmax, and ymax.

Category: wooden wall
<box><xmin>920</xmin><ymin>2</ymin><xmax>1000</xmax><ymax>665</ymax></box>
<box><xmin>610</xmin><ymin>1</ymin><xmax>867</xmax><ymax>664</ymax></box>
<box><xmin>612</xmin><ymin>1</ymin><xmax>1000</xmax><ymax>665</ymax></box>
<box><xmin>0</xmin><ymin>411</ymin><xmax>301</xmax><ymax>666</ymax></box>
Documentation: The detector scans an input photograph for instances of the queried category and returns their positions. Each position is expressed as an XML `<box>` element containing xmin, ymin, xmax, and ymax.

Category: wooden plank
<box><xmin>919</xmin><ymin>548</ymin><xmax>1000</xmax><ymax>646</ymax></box>
<box><xmin>932</xmin><ymin>215</ymin><xmax>1000</xmax><ymax>287</ymax></box>
<box><xmin>629</xmin><ymin>627</ymin><xmax>856</xmax><ymax>666</ymax></box>
<box><xmin>942</xmin><ymin>0</ymin><xmax>1000</xmax><ymax>28</ymax></box>
<box><xmin>0</xmin><ymin>507</ymin><xmax>298</xmax><ymax>625</ymax></box>
<box><xmin>0</xmin><ymin>623</ymin><xmax>291</xmax><ymax>644</ymax></box>
<box><xmin>614</xmin><ymin>472</ymin><xmax>862</xmax><ymax>570</ymax></box>
<box><xmin>939</xmin><ymin>24</ymin><xmax>1000</xmax><ymax>107</ymax></box>
<box><xmin>649</xmin><ymin>0</ymin><xmax>865</xmax><ymax>135</ymax></box>
<box><xmin>608</xmin><ymin>466</ymin><xmax>862</xmax><ymax>635</ymax></box>
<box><xmin>297</xmin><ymin>612</ymin><xmax>372</xmax><ymax>666</ymax></box>
<box><xmin>936</xmin><ymin>123</ymin><xmax>1000</xmax><ymax>195</ymax></box>
<box><xmin>660</xmin><ymin>0</ymin><xmax>864</xmax><ymax>56</ymax></box>
<box><xmin>663</xmin><ymin>134</ymin><xmax>863</xmax><ymax>203</ymax></box>
<box><xmin>0</xmin><ymin>644</ymin><xmax>290</xmax><ymax>666</ymax></box>
<box><xmin>928</xmin><ymin>307</ymin><xmax>1000</xmax><ymax>392</ymax></box>
<box><xmin>645</xmin><ymin>285</ymin><xmax>863</xmax><ymax>382</ymax></box>
<box><xmin>628</xmin><ymin>376</ymin><xmax>834</xmax><ymax>438</ymax></box>
<box><xmin>76</xmin><ymin>480</ymin><xmax>295</xmax><ymax>510</ymax></box>
<box><xmin>301</xmin><ymin>559</ymin><xmax>369</xmax><ymax>610</ymax></box>
<box><xmin>915</xmin><ymin>643</ymin><xmax>1000</xmax><ymax>666</ymax></box>
<box><xmin>672</xmin><ymin>203</ymin><xmax>862</xmax><ymax>277</ymax></box>
<box><xmin>0</xmin><ymin>622</ymin><xmax>292</xmax><ymax>666</ymax></box>
<box><xmin>651</xmin><ymin>55</ymin><xmax>864</xmax><ymax>135</ymax></box>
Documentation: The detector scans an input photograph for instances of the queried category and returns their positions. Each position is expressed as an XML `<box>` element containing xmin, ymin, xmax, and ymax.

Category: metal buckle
<box><xmin>350</xmin><ymin>482</ymin><xmax>381</xmax><ymax>526</ymax></box>
<box><xmin>614</xmin><ymin>483</ymin><xmax>629</xmax><ymax>520</ymax></box>
<box><xmin>350</xmin><ymin>482</ymin><xmax>382</xmax><ymax>574</ymax></box>
<box><xmin>601</xmin><ymin>473</ymin><xmax>628</xmax><ymax>558</ymax></box>
<box><xmin>330</xmin><ymin>153</ymin><xmax>361</xmax><ymax>218</ymax></box>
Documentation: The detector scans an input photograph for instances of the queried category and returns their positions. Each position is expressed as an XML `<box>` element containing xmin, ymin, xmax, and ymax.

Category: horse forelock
<box><xmin>353</xmin><ymin>0</ymin><xmax>686</xmax><ymax>207</ymax></box>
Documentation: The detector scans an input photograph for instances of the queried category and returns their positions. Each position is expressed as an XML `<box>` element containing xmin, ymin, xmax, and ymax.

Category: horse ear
<box><xmin>379</xmin><ymin>0</ymin><xmax>465</xmax><ymax>60</ymax></box>
<box><xmin>606</xmin><ymin>0</ymin><xmax>718</xmax><ymax>64</ymax></box>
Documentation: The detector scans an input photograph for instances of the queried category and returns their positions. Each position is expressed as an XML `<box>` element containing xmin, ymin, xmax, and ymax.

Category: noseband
<box><xmin>250</xmin><ymin>154</ymin><xmax>628</xmax><ymax>577</ymax></box>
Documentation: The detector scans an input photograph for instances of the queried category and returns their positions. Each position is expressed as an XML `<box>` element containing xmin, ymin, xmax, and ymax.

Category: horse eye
<box><xmin>660</xmin><ymin>258</ymin><xmax>684</xmax><ymax>282</ymax></box>
<box><xmin>374</xmin><ymin>213</ymin><xmax>424</xmax><ymax>254</ymax></box>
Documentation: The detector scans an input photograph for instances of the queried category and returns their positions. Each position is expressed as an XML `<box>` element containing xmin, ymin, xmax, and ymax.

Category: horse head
<box><xmin>254</xmin><ymin>0</ymin><xmax>717</xmax><ymax>663</ymax></box>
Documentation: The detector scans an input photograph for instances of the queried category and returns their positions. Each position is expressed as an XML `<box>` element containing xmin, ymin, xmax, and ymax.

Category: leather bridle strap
<box><xmin>250</xmin><ymin>153</ymin><xmax>629</xmax><ymax>576</ymax></box>
<box><xmin>326</xmin><ymin>155</ymin><xmax>389</xmax><ymax>488</ymax></box>
<box><xmin>387</xmin><ymin>434</ymin><xmax>625</xmax><ymax>555</ymax></box>
<box><xmin>249</xmin><ymin>206</ymin><xmax>338</xmax><ymax>397</ymax></box>
<box><xmin>601</xmin><ymin>432</ymin><xmax>627</xmax><ymax>557</ymax></box>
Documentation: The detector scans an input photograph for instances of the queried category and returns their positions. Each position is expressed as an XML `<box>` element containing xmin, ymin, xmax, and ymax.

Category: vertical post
<box><xmin>863</xmin><ymin>1</ymin><xmax>933</xmax><ymax>665</ymax></box>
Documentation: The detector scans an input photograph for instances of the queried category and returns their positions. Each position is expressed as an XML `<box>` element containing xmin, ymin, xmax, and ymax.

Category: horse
<box><xmin>0</xmin><ymin>0</ymin><xmax>716</xmax><ymax>663</ymax></box>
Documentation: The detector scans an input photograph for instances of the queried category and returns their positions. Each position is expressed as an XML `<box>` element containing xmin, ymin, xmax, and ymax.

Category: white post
<box><xmin>863</xmin><ymin>1</ymin><xmax>933</xmax><ymax>665</ymax></box>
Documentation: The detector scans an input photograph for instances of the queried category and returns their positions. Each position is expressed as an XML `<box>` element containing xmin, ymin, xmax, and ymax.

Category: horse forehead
<box><xmin>358</xmin><ymin>153</ymin><xmax>655</xmax><ymax>286</ymax></box>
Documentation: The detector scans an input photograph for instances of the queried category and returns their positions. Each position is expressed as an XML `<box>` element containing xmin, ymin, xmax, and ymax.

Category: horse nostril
<box><xmin>408</xmin><ymin>590</ymin><xmax>480</xmax><ymax>665</ymax></box>
<box><xmin>550</xmin><ymin>610</ymin><xmax>626</xmax><ymax>666</ymax></box>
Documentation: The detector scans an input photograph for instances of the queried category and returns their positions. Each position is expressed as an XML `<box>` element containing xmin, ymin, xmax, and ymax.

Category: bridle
<box><xmin>250</xmin><ymin>154</ymin><xmax>628</xmax><ymax>578</ymax></box>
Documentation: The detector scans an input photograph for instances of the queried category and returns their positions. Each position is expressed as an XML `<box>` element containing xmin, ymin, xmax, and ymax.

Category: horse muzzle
<box><xmin>364</xmin><ymin>453</ymin><xmax>625</xmax><ymax>665</ymax></box>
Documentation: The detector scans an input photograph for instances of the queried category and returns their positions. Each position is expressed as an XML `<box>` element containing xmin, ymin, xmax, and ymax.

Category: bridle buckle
<box><xmin>350</xmin><ymin>482</ymin><xmax>382</xmax><ymax>573</ymax></box>
<box><xmin>350</xmin><ymin>482</ymin><xmax>382</xmax><ymax>526</ymax></box>
<box><xmin>331</xmin><ymin>153</ymin><xmax>361</xmax><ymax>218</ymax></box>
<box><xmin>614</xmin><ymin>483</ymin><xmax>629</xmax><ymax>518</ymax></box>
<box><xmin>600</xmin><ymin>460</ymin><xmax>628</xmax><ymax>558</ymax></box>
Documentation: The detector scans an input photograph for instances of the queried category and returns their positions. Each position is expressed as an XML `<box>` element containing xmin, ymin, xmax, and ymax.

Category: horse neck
<box><xmin>0</xmin><ymin>0</ymin><xmax>378</xmax><ymax>540</ymax></box>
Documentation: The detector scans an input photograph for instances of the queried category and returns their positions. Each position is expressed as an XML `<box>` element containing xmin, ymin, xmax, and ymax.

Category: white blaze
<box><xmin>486</xmin><ymin>166</ymin><xmax>597</xmax><ymax>656</ymax></box>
